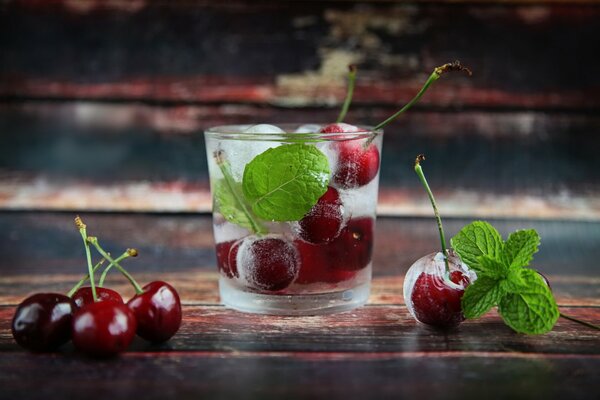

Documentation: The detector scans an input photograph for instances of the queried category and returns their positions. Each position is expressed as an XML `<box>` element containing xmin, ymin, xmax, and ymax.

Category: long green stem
<box><xmin>373</xmin><ymin>61</ymin><xmax>472</xmax><ymax>131</ymax></box>
<box><xmin>88</xmin><ymin>237</ymin><xmax>144</xmax><ymax>295</ymax></box>
<box><xmin>75</xmin><ymin>216</ymin><xmax>98</xmax><ymax>302</ymax></box>
<box><xmin>560</xmin><ymin>313</ymin><xmax>600</xmax><ymax>331</ymax></box>
<box><xmin>67</xmin><ymin>258</ymin><xmax>105</xmax><ymax>297</ymax></box>
<box><xmin>214</xmin><ymin>150</ymin><xmax>267</xmax><ymax>235</ymax></box>
<box><xmin>98</xmin><ymin>249</ymin><xmax>138</xmax><ymax>287</ymax></box>
<box><xmin>414</xmin><ymin>155</ymin><xmax>450</xmax><ymax>275</ymax></box>
<box><xmin>336</xmin><ymin>65</ymin><xmax>357</xmax><ymax>123</ymax></box>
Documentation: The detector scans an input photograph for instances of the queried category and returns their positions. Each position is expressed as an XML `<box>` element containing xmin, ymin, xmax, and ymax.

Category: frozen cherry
<box><xmin>127</xmin><ymin>281</ymin><xmax>182</xmax><ymax>343</ymax></box>
<box><xmin>72</xmin><ymin>286</ymin><xmax>123</xmax><ymax>309</ymax></box>
<box><xmin>294</xmin><ymin>240</ymin><xmax>357</xmax><ymax>284</ymax></box>
<box><xmin>320</xmin><ymin>123</ymin><xmax>380</xmax><ymax>189</ymax></box>
<box><xmin>329</xmin><ymin>217</ymin><xmax>374</xmax><ymax>271</ymax></box>
<box><xmin>403</xmin><ymin>155</ymin><xmax>476</xmax><ymax>329</ymax></box>
<box><xmin>297</xmin><ymin>186</ymin><xmax>344</xmax><ymax>244</ymax></box>
<box><xmin>216</xmin><ymin>239</ymin><xmax>239</xmax><ymax>278</ymax></box>
<box><xmin>404</xmin><ymin>251</ymin><xmax>474</xmax><ymax>328</ymax></box>
<box><xmin>236</xmin><ymin>236</ymin><xmax>299</xmax><ymax>291</ymax></box>
<box><xmin>11</xmin><ymin>293</ymin><xmax>75</xmax><ymax>352</ymax></box>
<box><xmin>72</xmin><ymin>301</ymin><xmax>137</xmax><ymax>357</ymax></box>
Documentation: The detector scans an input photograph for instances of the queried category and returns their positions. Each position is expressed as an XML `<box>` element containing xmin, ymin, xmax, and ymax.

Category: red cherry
<box><xmin>410</xmin><ymin>271</ymin><xmax>469</xmax><ymax>328</ymax></box>
<box><xmin>319</xmin><ymin>123</ymin><xmax>380</xmax><ymax>189</ymax></box>
<box><xmin>237</xmin><ymin>236</ymin><xmax>299</xmax><ymax>292</ymax></box>
<box><xmin>216</xmin><ymin>240</ymin><xmax>239</xmax><ymax>278</ymax></box>
<box><xmin>72</xmin><ymin>301</ymin><xmax>137</xmax><ymax>356</ymax></box>
<box><xmin>297</xmin><ymin>186</ymin><xmax>343</xmax><ymax>244</ymax></box>
<box><xmin>11</xmin><ymin>293</ymin><xmax>75</xmax><ymax>352</ymax></box>
<box><xmin>329</xmin><ymin>217</ymin><xmax>374</xmax><ymax>271</ymax></box>
<box><xmin>294</xmin><ymin>240</ymin><xmax>357</xmax><ymax>284</ymax></box>
<box><xmin>72</xmin><ymin>287</ymin><xmax>123</xmax><ymax>309</ymax></box>
<box><xmin>127</xmin><ymin>281</ymin><xmax>182</xmax><ymax>343</ymax></box>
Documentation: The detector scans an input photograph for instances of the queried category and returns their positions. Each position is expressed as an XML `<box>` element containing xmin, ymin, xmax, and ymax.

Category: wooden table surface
<box><xmin>0</xmin><ymin>212</ymin><xmax>598</xmax><ymax>400</ymax></box>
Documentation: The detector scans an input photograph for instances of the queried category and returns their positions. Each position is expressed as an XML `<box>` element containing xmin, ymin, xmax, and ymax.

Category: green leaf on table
<box><xmin>462</xmin><ymin>276</ymin><xmax>505</xmax><ymax>319</ymax></box>
<box><xmin>497</xmin><ymin>269</ymin><xmax>559</xmax><ymax>334</ymax></box>
<box><xmin>476</xmin><ymin>255</ymin><xmax>509</xmax><ymax>279</ymax></box>
<box><xmin>451</xmin><ymin>221</ymin><xmax>504</xmax><ymax>273</ymax></box>
<box><xmin>502</xmin><ymin>229</ymin><xmax>540</xmax><ymax>269</ymax></box>
<box><xmin>242</xmin><ymin>144</ymin><xmax>330</xmax><ymax>221</ymax></box>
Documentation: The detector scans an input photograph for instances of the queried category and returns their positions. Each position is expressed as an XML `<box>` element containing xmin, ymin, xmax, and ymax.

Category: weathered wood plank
<box><xmin>1</xmin><ymin>103</ymin><xmax>599</xmax><ymax>217</ymax></box>
<box><xmin>0</xmin><ymin>351</ymin><xmax>598</xmax><ymax>400</ymax></box>
<box><xmin>1</xmin><ymin>305</ymin><xmax>599</xmax><ymax>354</ymax></box>
<box><xmin>2</xmin><ymin>2</ymin><xmax>599</xmax><ymax>109</ymax></box>
<box><xmin>0</xmin><ymin>213</ymin><xmax>598</xmax><ymax>305</ymax></box>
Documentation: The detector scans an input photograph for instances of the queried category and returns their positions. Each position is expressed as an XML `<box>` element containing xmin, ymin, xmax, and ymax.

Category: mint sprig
<box><xmin>242</xmin><ymin>144</ymin><xmax>330</xmax><ymax>221</ymax></box>
<box><xmin>452</xmin><ymin>221</ymin><xmax>559</xmax><ymax>334</ymax></box>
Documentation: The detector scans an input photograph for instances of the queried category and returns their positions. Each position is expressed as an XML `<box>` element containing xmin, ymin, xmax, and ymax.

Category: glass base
<box><xmin>219</xmin><ymin>276</ymin><xmax>370</xmax><ymax>316</ymax></box>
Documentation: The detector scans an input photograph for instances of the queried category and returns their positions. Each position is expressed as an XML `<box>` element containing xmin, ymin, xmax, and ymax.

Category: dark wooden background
<box><xmin>0</xmin><ymin>1</ymin><xmax>599</xmax><ymax>399</ymax></box>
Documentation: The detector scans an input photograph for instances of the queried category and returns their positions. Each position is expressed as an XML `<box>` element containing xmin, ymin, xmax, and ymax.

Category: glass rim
<box><xmin>204</xmin><ymin>123</ymin><xmax>383</xmax><ymax>142</ymax></box>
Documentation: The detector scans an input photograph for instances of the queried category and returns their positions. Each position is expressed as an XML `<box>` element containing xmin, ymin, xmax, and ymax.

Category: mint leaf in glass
<box><xmin>461</xmin><ymin>276</ymin><xmax>505</xmax><ymax>319</ymax></box>
<box><xmin>242</xmin><ymin>144</ymin><xmax>330</xmax><ymax>221</ymax></box>
<box><xmin>502</xmin><ymin>229</ymin><xmax>540</xmax><ymax>269</ymax></box>
<box><xmin>451</xmin><ymin>221</ymin><xmax>503</xmax><ymax>273</ymax></box>
<box><xmin>497</xmin><ymin>269</ymin><xmax>559</xmax><ymax>334</ymax></box>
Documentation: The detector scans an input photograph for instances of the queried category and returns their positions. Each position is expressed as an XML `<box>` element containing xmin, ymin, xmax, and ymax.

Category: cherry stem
<box><xmin>214</xmin><ymin>150</ymin><xmax>267</xmax><ymax>235</ymax></box>
<box><xmin>414</xmin><ymin>155</ymin><xmax>450</xmax><ymax>275</ymax></box>
<box><xmin>87</xmin><ymin>237</ymin><xmax>145</xmax><ymax>295</ymax></box>
<box><xmin>373</xmin><ymin>61</ymin><xmax>472</xmax><ymax>131</ymax></box>
<box><xmin>75</xmin><ymin>216</ymin><xmax>98</xmax><ymax>302</ymax></box>
<box><xmin>98</xmin><ymin>249</ymin><xmax>138</xmax><ymax>287</ymax></box>
<box><xmin>336</xmin><ymin>65</ymin><xmax>357</xmax><ymax>123</ymax></box>
<box><xmin>67</xmin><ymin>258</ymin><xmax>105</xmax><ymax>297</ymax></box>
<box><xmin>560</xmin><ymin>313</ymin><xmax>600</xmax><ymax>331</ymax></box>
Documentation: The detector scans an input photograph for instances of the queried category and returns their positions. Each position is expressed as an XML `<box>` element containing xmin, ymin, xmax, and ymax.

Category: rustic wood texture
<box><xmin>0</xmin><ymin>212</ymin><xmax>598</xmax><ymax>399</ymax></box>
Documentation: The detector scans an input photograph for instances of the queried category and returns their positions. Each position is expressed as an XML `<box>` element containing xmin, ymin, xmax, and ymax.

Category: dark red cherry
<box><xmin>72</xmin><ymin>287</ymin><xmax>123</xmax><ymax>309</ymax></box>
<box><xmin>298</xmin><ymin>186</ymin><xmax>343</xmax><ymax>244</ymax></box>
<box><xmin>329</xmin><ymin>217</ymin><xmax>374</xmax><ymax>271</ymax></box>
<box><xmin>127</xmin><ymin>281</ymin><xmax>182</xmax><ymax>343</ymax></box>
<box><xmin>237</xmin><ymin>236</ymin><xmax>299</xmax><ymax>291</ymax></box>
<box><xmin>320</xmin><ymin>123</ymin><xmax>380</xmax><ymax>189</ymax></box>
<box><xmin>216</xmin><ymin>239</ymin><xmax>239</xmax><ymax>278</ymax></box>
<box><xmin>72</xmin><ymin>301</ymin><xmax>136</xmax><ymax>356</ymax></box>
<box><xmin>411</xmin><ymin>270</ymin><xmax>471</xmax><ymax>329</ymax></box>
<box><xmin>294</xmin><ymin>240</ymin><xmax>357</xmax><ymax>284</ymax></box>
<box><xmin>11</xmin><ymin>293</ymin><xmax>75</xmax><ymax>352</ymax></box>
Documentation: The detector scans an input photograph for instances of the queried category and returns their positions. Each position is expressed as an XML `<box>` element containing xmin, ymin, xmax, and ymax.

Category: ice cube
<box><xmin>294</xmin><ymin>124</ymin><xmax>322</xmax><ymax>133</ymax></box>
<box><xmin>338</xmin><ymin>176</ymin><xmax>379</xmax><ymax>218</ymax></box>
<box><xmin>213</xmin><ymin>221</ymin><xmax>250</xmax><ymax>244</ymax></box>
<box><xmin>217</xmin><ymin>124</ymin><xmax>284</xmax><ymax>181</ymax></box>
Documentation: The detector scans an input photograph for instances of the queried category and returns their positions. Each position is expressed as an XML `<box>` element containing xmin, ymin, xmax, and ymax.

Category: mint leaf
<box><xmin>451</xmin><ymin>221</ymin><xmax>503</xmax><ymax>273</ymax></box>
<box><xmin>477</xmin><ymin>255</ymin><xmax>509</xmax><ymax>279</ymax></box>
<box><xmin>462</xmin><ymin>276</ymin><xmax>505</xmax><ymax>319</ymax></box>
<box><xmin>497</xmin><ymin>269</ymin><xmax>559</xmax><ymax>334</ymax></box>
<box><xmin>213</xmin><ymin>179</ymin><xmax>266</xmax><ymax>234</ymax></box>
<box><xmin>242</xmin><ymin>144</ymin><xmax>330</xmax><ymax>221</ymax></box>
<box><xmin>500</xmin><ymin>266</ymin><xmax>529</xmax><ymax>293</ymax></box>
<box><xmin>502</xmin><ymin>229</ymin><xmax>540</xmax><ymax>269</ymax></box>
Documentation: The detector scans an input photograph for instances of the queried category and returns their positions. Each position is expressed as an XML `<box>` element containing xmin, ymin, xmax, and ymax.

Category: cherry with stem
<box><xmin>98</xmin><ymin>248</ymin><xmax>138</xmax><ymax>287</ymax></box>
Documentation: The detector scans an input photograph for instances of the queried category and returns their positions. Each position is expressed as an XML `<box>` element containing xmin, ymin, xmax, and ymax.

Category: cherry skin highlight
<box><xmin>320</xmin><ymin>123</ymin><xmax>380</xmax><ymax>189</ymax></box>
<box><xmin>127</xmin><ymin>281</ymin><xmax>182</xmax><ymax>343</ymax></box>
<box><xmin>71</xmin><ymin>301</ymin><xmax>137</xmax><ymax>357</ymax></box>
<box><xmin>11</xmin><ymin>293</ymin><xmax>75</xmax><ymax>352</ymax></box>
<box><xmin>297</xmin><ymin>186</ymin><xmax>343</xmax><ymax>244</ymax></box>
<box><xmin>72</xmin><ymin>287</ymin><xmax>123</xmax><ymax>309</ymax></box>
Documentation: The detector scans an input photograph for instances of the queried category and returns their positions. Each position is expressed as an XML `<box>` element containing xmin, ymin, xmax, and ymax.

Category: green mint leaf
<box><xmin>461</xmin><ymin>276</ymin><xmax>505</xmax><ymax>319</ymax></box>
<box><xmin>502</xmin><ymin>229</ymin><xmax>540</xmax><ymax>269</ymax></box>
<box><xmin>497</xmin><ymin>269</ymin><xmax>559</xmax><ymax>334</ymax></box>
<box><xmin>451</xmin><ymin>221</ymin><xmax>504</xmax><ymax>273</ymax></box>
<box><xmin>477</xmin><ymin>255</ymin><xmax>509</xmax><ymax>279</ymax></box>
<box><xmin>500</xmin><ymin>265</ymin><xmax>529</xmax><ymax>293</ymax></box>
<box><xmin>213</xmin><ymin>178</ymin><xmax>266</xmax><ymax>234</ymax></box>
<box><xmin>242</xmin><ymin>144</ymin><xmax>330</xmax><ymax>221</ymax></box>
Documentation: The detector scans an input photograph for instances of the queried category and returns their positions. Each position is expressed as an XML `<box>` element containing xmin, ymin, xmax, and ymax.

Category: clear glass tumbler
<box><xmin>204</xmin><ymin>124</ymin><xmax>383</xmax><ymax>315</ymax></box>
